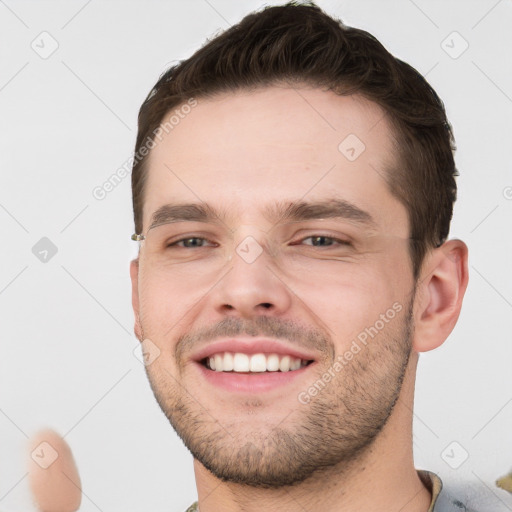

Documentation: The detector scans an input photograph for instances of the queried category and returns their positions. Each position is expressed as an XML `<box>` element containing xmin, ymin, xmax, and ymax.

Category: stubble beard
<box><xmin>144</xmin><ymin>301</ymin><xmax>414</xmax><ymax>489</ymax></box>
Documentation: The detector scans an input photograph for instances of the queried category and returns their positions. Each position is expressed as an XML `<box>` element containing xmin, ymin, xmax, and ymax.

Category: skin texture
<box><xmin>27</xmin><ymin>429</ymin><xmax>81</xmax><ymax>512</ymax></box>
<box><xmin>130</xmin><ymin>85</ymin><xmax>469</xmax><ymax>512</ymax></box>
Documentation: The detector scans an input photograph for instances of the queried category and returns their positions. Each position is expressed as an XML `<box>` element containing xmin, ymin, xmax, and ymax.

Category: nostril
<box><xmin>260</xmin><ymin>303</ymin><xmax>272</xmax><ymax>309</ymax></box>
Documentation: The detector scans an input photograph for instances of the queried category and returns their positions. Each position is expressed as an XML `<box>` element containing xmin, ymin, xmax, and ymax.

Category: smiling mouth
<box><xmin>201</xmin><ymin>352</ymin><xmax>315</xmax><ymax>373</ymax></box>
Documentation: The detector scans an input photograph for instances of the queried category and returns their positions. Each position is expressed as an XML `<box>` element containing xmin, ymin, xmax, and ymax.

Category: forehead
<box><xmin>142</xmin><ymin>86</ymin><xmax>408</xmax><ymax>237</ymax></box>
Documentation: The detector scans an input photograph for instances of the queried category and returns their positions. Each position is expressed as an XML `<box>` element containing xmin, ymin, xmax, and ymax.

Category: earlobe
<box><xmin>412</xmin><ymin>239</ymin><xmax>469</xmax><ymax>353</ymax></box>
<box><xmin>129</xmin><ymin>259</ymin><xmax>143</xmax><ymax>342</ymax></box>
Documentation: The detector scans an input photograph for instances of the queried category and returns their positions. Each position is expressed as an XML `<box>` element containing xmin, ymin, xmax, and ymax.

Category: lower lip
<box><xmin>194</xmin><ymin>361</ymin><xmax>315</xmax><ymax>393</ymax></box>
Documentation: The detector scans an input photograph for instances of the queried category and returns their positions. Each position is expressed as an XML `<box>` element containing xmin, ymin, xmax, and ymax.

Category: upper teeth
<box><xmin>207</xmin><ymin>352</ymin><xmax>309</xmax><ymax>372</ymax></box>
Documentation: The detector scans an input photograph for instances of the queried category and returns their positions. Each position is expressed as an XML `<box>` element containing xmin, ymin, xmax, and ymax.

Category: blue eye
<box><xmin>168</xmin><ymin>237</ymin><xmax>214</xmax><ymax>248</ymax></box>
<box><xmin>299</xmin><ymin>236</ymin><xmax>351</xmax><ymax>247</ymax></box>
<box><xmin>165</xmin><ymin>235</ymin><xmax>351</xmax><ymax>249</ymax></box>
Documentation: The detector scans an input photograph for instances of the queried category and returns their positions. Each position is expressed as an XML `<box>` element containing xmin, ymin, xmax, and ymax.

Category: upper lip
<box><xmin>191</xmin><ymin>338</ymin><xmax>318</xmax><ymax>363</ymax></box>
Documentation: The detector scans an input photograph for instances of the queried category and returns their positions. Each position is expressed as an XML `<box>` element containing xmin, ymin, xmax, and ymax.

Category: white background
<box><xmin>0</xmin><ymin>1</ymin><xmax>511</xmax><ymax>511</ymax></box>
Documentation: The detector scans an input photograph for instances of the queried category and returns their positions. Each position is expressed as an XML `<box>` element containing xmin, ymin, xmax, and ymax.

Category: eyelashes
<box><xmin>167</xmin><ymin>234</ymin><xmax>352</xmax><ymax>249</ymax></box>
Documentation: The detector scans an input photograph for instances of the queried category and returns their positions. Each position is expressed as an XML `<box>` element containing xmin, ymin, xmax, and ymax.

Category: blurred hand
<box><xmin>27</xmin><ymin>429</ymin><xmax>81</xmax><ymax>512</ymax></box>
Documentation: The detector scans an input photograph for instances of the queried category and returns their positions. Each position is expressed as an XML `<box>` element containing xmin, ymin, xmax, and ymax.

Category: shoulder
<box><xmin>418</xmin><ymin>469</ymin><xmax>512</xmax><ymax>512</ymax></box>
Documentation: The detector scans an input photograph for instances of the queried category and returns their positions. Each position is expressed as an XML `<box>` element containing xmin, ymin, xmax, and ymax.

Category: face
<box><xmin>131</xmin><ymin>86</ymin><xmax>417</xmax><ymax>487</ymax></box>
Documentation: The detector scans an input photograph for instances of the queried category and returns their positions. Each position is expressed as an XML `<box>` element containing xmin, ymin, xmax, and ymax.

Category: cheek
<box><xmin>136</xmin><ymin>269</ymin><xmax>183</xmax><ymax>337</ymax></box>
<box><xmin>136</xmin><ymin>265</ymin><xmax>217</xmax><ymax>341</ymax></box>
<box><xmin>286</xmin><ymin>259</ymin><xmax>408</xmax><ymax>346</ymax></box>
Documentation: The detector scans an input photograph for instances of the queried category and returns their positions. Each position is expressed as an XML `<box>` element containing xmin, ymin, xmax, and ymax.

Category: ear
<box><xmin>412</xmin><ymin>239</ymin><xmax>469</xmax><ymax>353</ymax></box>
<box><xmin>129</xmin><ymin>258</ymin><xmax>143</xmax><ymax>342</ymax></box>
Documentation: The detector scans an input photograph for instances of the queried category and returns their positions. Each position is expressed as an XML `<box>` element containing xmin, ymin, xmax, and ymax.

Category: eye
<box><xmin>167</xmin><ymin>237</ymin><xmax>216</xmax><ymax>248</ymax></box>
<box><xmin>297</xmin><ymin>235</ymin><xmax>352</xmax><ymax>247</ymax></box>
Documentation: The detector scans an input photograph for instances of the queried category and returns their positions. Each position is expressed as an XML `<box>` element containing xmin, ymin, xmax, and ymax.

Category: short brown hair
<box><xmin>131</xmin><ymin>1</ymin><xmax>457</xmax><ymax>278</ymax></box>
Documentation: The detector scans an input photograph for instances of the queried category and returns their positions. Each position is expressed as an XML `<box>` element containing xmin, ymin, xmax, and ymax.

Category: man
<box><xmin>127</xmin><ymin>2</ymin><xmax>471</xmax><ymax>511</ymax></box>
<box><xmin>21</xmin><ymin>2</ymin><xmax>512</xmax><ymax>511</ymax></box>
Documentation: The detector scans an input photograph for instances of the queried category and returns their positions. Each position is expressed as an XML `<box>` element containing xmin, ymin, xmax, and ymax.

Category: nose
<box><xmin>210</xmin><ymin>238</ymin><xmax>293</xmax><ymax>319</ymax></box>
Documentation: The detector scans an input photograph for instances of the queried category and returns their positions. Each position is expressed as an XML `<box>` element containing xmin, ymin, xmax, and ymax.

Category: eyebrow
<box><xmin>149</xmin><ymin>203</ymin><xmax>227</xmax><ymax>230</ymax></box>
<box><xmin>148</xmin><ymin>198</ymin><xmax>376</xmax><ymax>231</ymax></box>
<box><xmin>264</xmin><ymin>199</ymin><xmax>376</xmax><ymax>227</ymax></box>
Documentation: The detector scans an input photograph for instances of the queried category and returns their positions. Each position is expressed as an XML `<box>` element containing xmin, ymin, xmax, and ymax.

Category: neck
<box><xmin>193</xmin><ymin>353</ymin><xmax>431</xmax><ymax>512</ymax></box>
